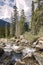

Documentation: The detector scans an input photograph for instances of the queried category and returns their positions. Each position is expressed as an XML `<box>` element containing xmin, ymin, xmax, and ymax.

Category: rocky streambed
<box><xmin>0</xmin><ymin>36</ymin><xmax>43</xmax><ymax>65</ymax></box>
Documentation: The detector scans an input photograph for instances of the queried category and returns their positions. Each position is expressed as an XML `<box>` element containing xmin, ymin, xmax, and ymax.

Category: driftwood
<box><xmin>33</xmin><ymin>52</ymin><xmax>43</xmax><ymax>65</ymax></box>
<box><xmin>15</xmin><ymin>61</ymin><xmax>25</xmax><ymax>65</ymax></box>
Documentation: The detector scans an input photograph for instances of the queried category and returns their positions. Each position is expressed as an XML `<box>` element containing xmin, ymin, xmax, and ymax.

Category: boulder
<box><xmin>36</xmin><ymin>40</ymin><xmax>43</xmax><ymax>49</ymax></box>
<box><xmin>20</xmin><ymin>35</ymin><xmax>24</xmax><ymax>40</ymax></box>
<box><xmin>32</xmin><ymin>37</ymin><xmax>43</xmax><ymax>49</ymax></box>
<box><xmin>38</xmin><ymin>37</ymin><xmax>43</xmax><ymax>41</ymax></box>
<box><xmin>20</xmin><ymin>39</ymin><xmax>28</xmax><ymax>44</ymax></box>
<box><xmin>0</xmin><ymin>38</ymin><xmax>8</xmax><ymax>43</ymax></box>
<box><xmin>36</xmin><ymin>45</ymin><xmax>43</xmax><ymax>49</ymax></box>
<box><xmin>15</xmin><ymin>39</ymin><xmax>20</xmax><ymax>43</ymax></box>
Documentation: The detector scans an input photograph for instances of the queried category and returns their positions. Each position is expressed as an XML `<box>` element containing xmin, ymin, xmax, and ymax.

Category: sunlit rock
<box><xmin>36</xmin><ymin>37</ymin><xmax>43</xmax><ymax>49</ymax></box>
<box><xmin>20</xmin><ymin>39</ymin><xmax>28</xmax><ymax>44</ymax></box>
<box><xmin>20</xmin><ymin>35</ymin><xmax>24</xmax><ymax>40</ymax></box>
<box><xmin>0</xmin><ymin>38</ymin><xmax>8</xmax><ymax>43</ymax></box>
<box><xmin>32</xmin><ymin>37</ymin><xmax>43</xmax><ymax>49</ymax></box>
<box><xmin>15</xmin><ymin>39</ymin><xmax>20</xmax><ymax>43</ymax></box>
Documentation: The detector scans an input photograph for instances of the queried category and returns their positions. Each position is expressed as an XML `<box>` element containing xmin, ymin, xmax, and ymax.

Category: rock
<box><xmin>15</xmin><ymin>39</ymin><xmax>20</xmax><ymax>43</ymax></box>
<box><xmin>38</xmin><ymin>37</ymin><xmax>43</xmax><ymax>41</ymax></box>
<box><xmin>38</xmin><ymin>40</ymin><xmax>43</xmax><ymax>44</ymax></box>
<box><xmin>36</xmin><ymin>44</ymin><xmax>43</xmax><ymax>49</ymax></box>
<box><xmin>20</xmin><ymin>39</ymin><xmax>25</xmax><ymax>43</ymax></box>
<box><xmin>20</xmin><ymin>35</ymin><xmax>24</xmax><ymax>40</ymax></box>
<box><xmin>32</xmin><ymin>37</ymin><xmax>43</xmax><ymax>49</ymax></box>
<box><xmin>36</xmin><ymin>40</ymin><xmax>43</xmax><ymax>49</ymax></box>
<box><xmin>20</xmin><ymin>39</ymin><xmax>28</xmax><ymax>44</ymax></box>
<box><xmin>0</xmin><ymin>38</ymin><xmax>8</xmax><ymax>43</ymax></box>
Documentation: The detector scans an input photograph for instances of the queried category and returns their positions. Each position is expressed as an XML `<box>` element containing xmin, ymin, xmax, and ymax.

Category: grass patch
<box><xmin>24</xmin><ymin>28</ymin><xmax>43</xmax><ymax>43</ymax></box>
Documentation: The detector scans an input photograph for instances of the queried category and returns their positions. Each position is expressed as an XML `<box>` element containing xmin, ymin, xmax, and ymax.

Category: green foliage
<box><xmin>31</xmin><ymin>10</ymin><xmax>41</xmax><ymax>35</ymax></box>
<box><xmin>31</xmin><ymin>0</ymin><xmax>43</xmax><ymax>35</ymax></box>
<box><xmin>0</xmin><ymin>25</ymin><xmax>10</xmax><ymax>38</ymax></box>
<box><xmin>24</xmin><ymin>22</ymin><xmax>29</xmax><ymax>31</ymax></box>
<box><xmin>24</xmin><ymin>32</ymin><xmax>39</xmax><ymax>43</ymax></box>
<box><xmin>33</xmin><ymin>10</ymin><xmax>41</xmax><ymax>34</ymax></box>
<box><xmin>0</xmin><ymin>27</ymin><xmax>5</xmax><ymax>38</ymax></box>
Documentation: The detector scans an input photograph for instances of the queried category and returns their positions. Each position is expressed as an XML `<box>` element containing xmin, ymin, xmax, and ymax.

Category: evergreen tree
<box><xmin>31</xmin><ymin>0</ymin><xmax>43</xmax><ymax>35</ymax></box>
<box><xmin>24</xmin><ymin>22</ymin><xmax>29</xmax><ymax>31</ymax></box>
<box><xmin>31</xmin><ymin>1</ymin><xmax>35</xmax><ymax>34</ymax></box>
<box><xmin>19</xmin><ymin>9</ymin><xmax>25</xmax><ymax>35</ymax></box>
<box><xmin>13</xmin><ymin>4</ymin><xmax>19</xmax><ymax>38</ymax></box>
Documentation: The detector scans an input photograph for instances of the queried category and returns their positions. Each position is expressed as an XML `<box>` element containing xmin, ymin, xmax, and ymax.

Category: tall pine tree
<box><xmin>19</xmin><ymin>9</ymin><xmax>25</xmax><ymax>35</ymax></box>
<box><xmin>13</xmin><ymin>4</ymin><xmax>19</xmax><ymax>38</ymax></box>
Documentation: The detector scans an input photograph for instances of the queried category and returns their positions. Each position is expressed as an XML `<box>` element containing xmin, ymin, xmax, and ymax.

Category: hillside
<box><xmin>0</xmin><ymin>19</ymin><xmax>10</xmax><ymax>27</ymax></box>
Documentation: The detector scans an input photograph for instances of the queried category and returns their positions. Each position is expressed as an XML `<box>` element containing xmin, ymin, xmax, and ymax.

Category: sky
<box><xmin>0</xmin><ymin>0</ymin><xmax>36</xmax><ymax>22</ymax></box>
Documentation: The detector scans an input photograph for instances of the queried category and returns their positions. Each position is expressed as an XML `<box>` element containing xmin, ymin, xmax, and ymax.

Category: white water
<box><xmin>11</xmin><ymin>44</ymin><xmax>20</xmax><ymax>51</ymax></box>
<box><xmin>3</xmin><ymin>44</ymin><xmax>12</xmax><ymax>52</ymax></box>
<box><xmin>22</xmin><ymin>47</ymin><xmax>36</xmax><ymax>57</ymax></box>
<box><xmin>3</xmin><ymin>44</ymin><xmax>20</xmax><ymax>52</ymax></box>
<box><xmin>3</xmin><ymin>43</ymin><xmax>36</xmax><ymax>57</ymax></box>
<box><xmin>1</xmin><ymin>43</ymin><xmax>36</xmax><ymax>63</ymax></box>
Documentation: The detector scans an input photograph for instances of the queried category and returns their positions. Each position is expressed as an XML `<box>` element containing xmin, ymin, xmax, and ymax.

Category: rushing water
<box><xmin>0</xmin><ymin>43</ymin><xmax>42</xmax><ymax>65</ymax></box>
<box><xmin>3</xmin><ymin>43</ymin><xmax>36</xmax><ymax>59</ymax></box>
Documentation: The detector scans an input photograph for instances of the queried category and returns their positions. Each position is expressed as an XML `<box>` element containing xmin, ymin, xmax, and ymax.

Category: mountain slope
<box><xmin>0</xmin><ymin>19</ymin><xmax>10</xmax><ymax>27</ymax></box>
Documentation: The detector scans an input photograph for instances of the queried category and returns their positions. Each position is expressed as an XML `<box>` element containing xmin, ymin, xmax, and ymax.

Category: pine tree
<box><xmin>13</xmin><ymin>4</ymin><xmax>19</xmax><ymax>38</ymax></box>
<box><xmin>24</xmin><ymin>22</ymin><xmax>29</xmax><ymax>31</ymax></box>
<box><xmin>19</xmin><ymin>9</ymin><xmax>25</xmax><ymax>35</ymax></box>
<box><xmin>31</xmin><ymin>1</ymin><xmax>35</xmax><ymax>34</ymax></box>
